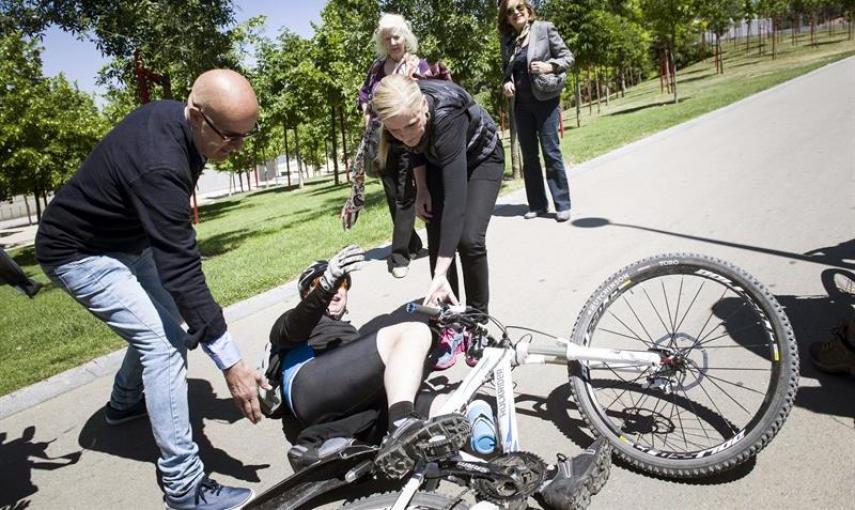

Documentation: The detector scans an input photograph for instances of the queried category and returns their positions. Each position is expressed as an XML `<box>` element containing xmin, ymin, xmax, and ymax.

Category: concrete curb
<box><xmin>0</xmin><ymin>281</ymin><xmax>306</xmax><ymax>420</ymax></box>
<box><xmin>2</xmin><ymin>55</ymin><xmax>849</xmax><ymax>420</ymax></box>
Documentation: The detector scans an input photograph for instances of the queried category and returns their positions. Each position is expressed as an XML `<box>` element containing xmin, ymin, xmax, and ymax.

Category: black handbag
<box><xmin>531</xmin><ymin>70</ymin><xmax>567</xmax><ymax>95</ymax></box>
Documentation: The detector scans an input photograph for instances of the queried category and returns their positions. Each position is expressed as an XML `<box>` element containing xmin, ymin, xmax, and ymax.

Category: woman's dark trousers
<box><xmin>424</xmin><ymin>146</ymin><xmax>504</xmax><ymax>314</ymax></box>
<box><xmin>514</xmin><ymin>97</ymin><xmax>571</xmax><ymax>213</ymax></box>
<box><xmin>381</xmin><ymin>142</ymin><xmax>423</xmax><ymax>270</ymax></box>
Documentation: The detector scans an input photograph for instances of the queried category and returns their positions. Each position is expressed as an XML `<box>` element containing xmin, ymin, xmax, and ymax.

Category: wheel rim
<box><xmin>579</xmin><ymin>264</ymin><xmax>784</xmax><ymax>460</ymax></box>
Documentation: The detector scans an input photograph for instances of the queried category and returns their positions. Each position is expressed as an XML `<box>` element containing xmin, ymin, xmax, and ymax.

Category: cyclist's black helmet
<box><xmin>297</xmin><ymin>260</ymin><xmax>352</xmax><ymax>298</ymax></box>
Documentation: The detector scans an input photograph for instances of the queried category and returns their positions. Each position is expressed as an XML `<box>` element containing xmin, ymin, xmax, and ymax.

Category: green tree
<box><xmin>640</xmin><ymin>0</ymin><xmax>694</xmax><ymax>102</ymax></box>
<box><xmin>2</xmin><ymin>0</ymin><xmax>240</xmax><ymax>99</ymax></box>
<box><xmin>0</xmin><ymin>30</ymin><xmax>104</xmax><ymax>220</ymax></box>
<box><xmin>698</xmin><ymin>0</ymin><xmax>742</xmax><ymax>73</ymax></box>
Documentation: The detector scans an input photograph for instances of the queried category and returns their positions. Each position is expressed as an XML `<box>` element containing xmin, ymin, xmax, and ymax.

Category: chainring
<box><xmin>472</xmin><ymin>451</ymin><xmax>547</xmax><ymax>504</ymax></box>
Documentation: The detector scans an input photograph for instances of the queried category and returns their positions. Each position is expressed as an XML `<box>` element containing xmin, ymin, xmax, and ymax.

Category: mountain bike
<box><xmin>246</xmin><ymin>253</ymin><xmax>799</xmax><ymax>509</ymax></box>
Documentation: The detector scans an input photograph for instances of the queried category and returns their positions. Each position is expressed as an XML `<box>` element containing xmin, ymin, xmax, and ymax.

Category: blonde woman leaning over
<box><xmin>372</xmin><ymin>74</ymin><xmax>502</xmax><ymax>316</ymax></box>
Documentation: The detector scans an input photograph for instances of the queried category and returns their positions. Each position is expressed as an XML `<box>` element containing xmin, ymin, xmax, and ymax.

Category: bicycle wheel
<box><xmin>342</xmin><ymin>491</ymin><xmax>469</xmax><ymax>510</ymax></box>
<box><xmin>568</xmin><ymin>253</ymin><xmax>799</xmax><ymax>478</ymax></box>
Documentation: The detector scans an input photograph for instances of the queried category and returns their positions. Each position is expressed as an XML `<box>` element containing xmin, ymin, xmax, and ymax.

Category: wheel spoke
<box><xmin>674</xmin><ymin>280</ymin><xmax>706</xmax><ymax>335</ymax></box>
<box><xmin>642</xmin><ymin>287</ymin><xmax>672</xmax><ymax>337</ymax></box>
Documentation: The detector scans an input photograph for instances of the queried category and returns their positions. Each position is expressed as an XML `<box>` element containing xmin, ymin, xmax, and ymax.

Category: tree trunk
<box><xmin>283</xmin><ymin>122</ymin><xmax>292</xmax><ymax>188</ymax></box>
<box><xmin>23</xmin><ymin>195</ymin><xmax>32</xmax><ymax>225</ymax></box>
<box><xmin>508</xmin><ymin>98</ymin><xmax>522</xmax><ymax>180</ymax></box>
<box><xmin>330</xmin><ymin>105</ymin><xmax>339</xmax><ymax>186</ymax></box>
<box><xmin>811</xmin><ymin>15</ymin><xmax>817</xmax><ymax>46</ymax></box>
<box><xmin>339</xmin><ymin>107</ymin><xmax>349</xmax><ymax>180</ymax></box>
<box><xmin>587</xmin><ymin>67</ymin><xmax>594</xmax><ymax>115</ymax></box>
<box><xmin>574</xmin><ymin>68</ymin><xmax>582</xmax><ymax>128</ymax></box>
<box><xmin>620</xmin><ymin>67</ymin><xmax>626</xmax><ymax>97</ymax></box>
<box><xmin>746</xmin><ymin>20</ymin><xmax>752</xmax><ymax>54</ymax></box>
<box><xmin>793</xmin><ymin>13</ymin><xmax>798</xmax><ymax>45</ymax></box>
<box><xmin>772</xmin><ymin>18</ymin><xmax>777</xmax><ymax>59</ymax></box>
<box><xmin>34</xmin><ymin>190</ymin><xmax>42</xmax><ymax>223</ymax></box>
<box><xmin>668</xmin><ymin>44</ymin><xmax>678</xmax><ymax>103</ymax></box>
<box><xmin>295</xmin><ymin>127</ymin><xmax>304</xmax><ymax>189</ymax></box>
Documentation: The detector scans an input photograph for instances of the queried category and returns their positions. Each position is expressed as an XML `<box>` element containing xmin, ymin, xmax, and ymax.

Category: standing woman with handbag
<box><xmin>499</xmin><ymin>0</ymin><xmax>574</xmax><ymax>222</ymax></box>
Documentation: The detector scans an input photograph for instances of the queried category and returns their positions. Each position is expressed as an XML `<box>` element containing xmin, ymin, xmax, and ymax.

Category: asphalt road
<box><xmin>1</xmin><ymin>56</ymin><xmax>853</xmax><ymax>510</ymax></box>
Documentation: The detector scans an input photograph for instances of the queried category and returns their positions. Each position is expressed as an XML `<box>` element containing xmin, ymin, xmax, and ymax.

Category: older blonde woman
<box><xmin>350</xmin><ymin>14</ymin><xmax>430</xmax><ymax>278</ymax></box>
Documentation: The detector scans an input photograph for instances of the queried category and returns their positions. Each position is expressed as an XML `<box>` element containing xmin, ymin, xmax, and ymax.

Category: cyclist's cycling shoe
<box><xmin>538</xmin><ymin>437</ymin><xmax>611</xmax><ymax>510</ymax></box>
<box><xmin>164</xmin><ymin>476</ymin><xmax>253</xmax><ymax>510</ymax></box>
<box><xmin>433</xmin><ymin>328</ymin><xmax>470</xmax><ymax>370</ymax></box>
<box><xmin>374</xmin><ymin>414</ymin><xmax>470</xmax><ymax>479</ymax></box>
<box><xmin>287</xmin><ymin>437</ymin><xmax>356</xmax><ymax>472</ymax></box>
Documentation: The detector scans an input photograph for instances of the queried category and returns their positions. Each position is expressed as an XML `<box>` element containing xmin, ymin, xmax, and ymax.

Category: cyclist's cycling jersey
<box><xmin>269</xmin><ymin>285</ymin><xmax>359</xmax><ymax>352</ymax></box>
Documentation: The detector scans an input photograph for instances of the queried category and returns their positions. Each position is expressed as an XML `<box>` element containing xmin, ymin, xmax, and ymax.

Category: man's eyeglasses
<box><xmin>506</xmin><ymin>3</ymin><xmax>527</xmax><ymax>16</ymax></box>
<box><xmin>311</xmin><ymin>276</ymin><xmax>350</xmax><ymax>292</ymax></box>
<box><xmin>197</xmin><ymin>107</ymin><xmax>259</xmax><ymax>143</ymax></box>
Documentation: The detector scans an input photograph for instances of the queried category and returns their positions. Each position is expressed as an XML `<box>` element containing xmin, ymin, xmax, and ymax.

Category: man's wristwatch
<box><xmin>550</xmin><ymin>62</ymin><xmax>558</xmax><ymax>74</ymax></box>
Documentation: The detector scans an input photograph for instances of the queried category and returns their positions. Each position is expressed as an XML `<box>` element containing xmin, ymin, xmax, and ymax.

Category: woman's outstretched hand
<box><xmin>424</xmin><ymin>274</ymin><xmax>459</xmax><ymax>308</ymax></box>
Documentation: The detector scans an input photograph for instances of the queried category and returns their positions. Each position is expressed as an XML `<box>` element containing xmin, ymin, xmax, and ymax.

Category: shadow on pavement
<box><xmin>517</xmin><ymin>384</ymin><xmax>757</xmax><ymax>484</ymax></box>
<box><xmin>717</xmin><ymin>267</ymin><xmax>855</xmax><ymax>420</ymax></box>
<box><xmin>0</xmin><ymin>426</ymin><xmax>81</xmax><ymax>509</ymax></box>
<box><xmin>493</xmin><ymin>203</ymin><xmax>529</xmax><ymax>218</ymax></box>
<box><xmin>77</xmin><ymin>378</ymin><xmax>270</xmax><ymax>485</ymax></box>
<box><xmin>571</xmin><ymin>217</ymin><xmax>855</xmax><ymax>271</ymax></box>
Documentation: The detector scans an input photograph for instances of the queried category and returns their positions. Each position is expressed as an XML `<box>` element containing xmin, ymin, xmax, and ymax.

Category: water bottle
<box><xmin>466</xmin><ymin>399</ymin><xmax>497</xmax><ymax>455</ymax></box>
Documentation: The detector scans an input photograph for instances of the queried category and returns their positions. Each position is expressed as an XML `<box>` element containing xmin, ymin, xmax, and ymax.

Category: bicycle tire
<box><xmin>568</xmin><ymin>253</ymin><xmax>799</xmax><ymax>478</ymax></box>
<box><xmin>341</xmin><ymin>491</ymin><xmax>470</xmax><ymax>510</ymax></box>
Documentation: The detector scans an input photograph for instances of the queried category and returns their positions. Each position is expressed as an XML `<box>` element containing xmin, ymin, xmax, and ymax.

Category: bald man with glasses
<box><xmin>36</xmin><ymin>69</ymin><xmax>265</xmax><ymax>510</ymax></box>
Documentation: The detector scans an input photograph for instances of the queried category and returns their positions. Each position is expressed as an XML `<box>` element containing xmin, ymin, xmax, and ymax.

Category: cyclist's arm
<box><xmin>269</xmin><ymin>287</ymin><xmax>336</xmax><ymax>349</ymax></box>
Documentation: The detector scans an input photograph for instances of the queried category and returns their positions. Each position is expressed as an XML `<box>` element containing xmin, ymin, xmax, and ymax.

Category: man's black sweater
<box><xmin>35</xmin><ymin>100</ymin><xmax>225</xmax><ymax>348</ymax></box>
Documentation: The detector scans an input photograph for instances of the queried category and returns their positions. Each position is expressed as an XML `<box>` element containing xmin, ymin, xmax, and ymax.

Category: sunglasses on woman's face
<box><xmin>506</xmin><ymin>3</ymin><xmax>526</xmax><ymax>16</ymax></box>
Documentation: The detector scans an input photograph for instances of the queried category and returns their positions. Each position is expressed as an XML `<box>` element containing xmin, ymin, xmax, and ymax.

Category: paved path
<box><xmin>1</xmin><ymin>57</ymin><xmax>853</xmax><ymax>510</ymax></box>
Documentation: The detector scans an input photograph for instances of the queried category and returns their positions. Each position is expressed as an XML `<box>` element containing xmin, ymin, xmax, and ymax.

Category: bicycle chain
<box><xmin>472</xmin><ymin>451</ymin><xmax>547</xmax><ymax>504</ymax></box>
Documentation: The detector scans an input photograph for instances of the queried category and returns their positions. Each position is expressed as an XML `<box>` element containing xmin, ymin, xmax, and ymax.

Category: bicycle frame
<box><xmin>390</xmin><ymin>335</ymin><xmax>661</xmax><ymax>510</ymax></box>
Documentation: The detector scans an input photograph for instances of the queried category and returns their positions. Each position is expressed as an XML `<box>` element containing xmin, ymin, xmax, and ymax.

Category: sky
<box><xmin>39</xmin><ymin>0</ymin><xmax>327</xmax><ymax>102</ymax></box>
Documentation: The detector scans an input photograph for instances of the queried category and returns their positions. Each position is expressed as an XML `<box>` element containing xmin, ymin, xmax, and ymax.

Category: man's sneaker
<box><xmin>555</xmin><ymin>210</ymin><xmax>571</xmax><ymax>223</ymax></box>
<box><xmin>287</xmin><ymin>437</ymin><xmax>356</xmax><ymax>472</ymax></box>
<box><xmin>538</xmin><ymin>437</ymin><xmax>611</xmax><ymax>510</ymax></box>
<box><xmin>523</xmin><ymin>210</ymin><xmax>547</xmax><ymax>220</ymax></box>
<box><xmin>104</xmin><ymin>397</ymin><xmax>148</xmax><ymax>426</ymax></box>
<box><xmin>809</xmin><ymin>322</ymin><xmax>855</xmax><ymax>375</ymax></box>
<box><xmin>164</xmin><ymin>476</ymin><xmax>253</xmax><ymax>510</ymax></box>
<box><xmin>391</xmin><ymin>266</ymin><xmax>409</xmax><ymax>279</ymax></box>
<box><xmin>374</xmin><ymin>414</ymin><xmax>470</xmax><ymax>479</ymax></box>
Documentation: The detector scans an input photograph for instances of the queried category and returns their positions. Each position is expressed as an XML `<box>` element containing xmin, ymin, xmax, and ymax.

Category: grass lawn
<box><xmin>2</xmin><ymin>31</ymin><xmax>854</xmax><ymax>396</ymax></box>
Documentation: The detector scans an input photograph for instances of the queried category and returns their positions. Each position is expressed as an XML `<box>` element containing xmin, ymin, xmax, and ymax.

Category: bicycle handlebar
<box><xmin>405</xmin><ymin>302</ymin><xmax>468</xmax><ymax>319</ymax></box>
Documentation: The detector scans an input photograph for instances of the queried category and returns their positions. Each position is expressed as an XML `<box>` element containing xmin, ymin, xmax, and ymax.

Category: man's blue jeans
<box><xmin>515</xmin><ymin>97</ymin><xmax>572</xmax><ymax>213</ymax></box>
<box><xmin>43</xmin><ymin>248</ymin><xmax>203</xmax><ymax>497</ymax></box>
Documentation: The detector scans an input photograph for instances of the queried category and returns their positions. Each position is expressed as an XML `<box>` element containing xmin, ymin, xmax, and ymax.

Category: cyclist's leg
<box><xmin>375</xmin><ymin>321</ymin><xmax>432</xmax><ymax>406</ymax></box>
<box><xmin>290</xmin><ymin>333</ymin><xmax>386</xmax><ymax>426</ymax></box>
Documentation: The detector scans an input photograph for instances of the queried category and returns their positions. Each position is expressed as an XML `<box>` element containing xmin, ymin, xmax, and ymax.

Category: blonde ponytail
<box><xmin>371</xmin><ymin>74</ymin><xmax>425</xmax><ymax>172</ymax></box>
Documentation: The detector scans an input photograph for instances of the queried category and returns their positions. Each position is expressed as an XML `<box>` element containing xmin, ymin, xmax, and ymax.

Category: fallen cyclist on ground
<box><xmin>257</xmin><ymin>244</ymin><xmax>612</xmax><ymax>508</ymax></box>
